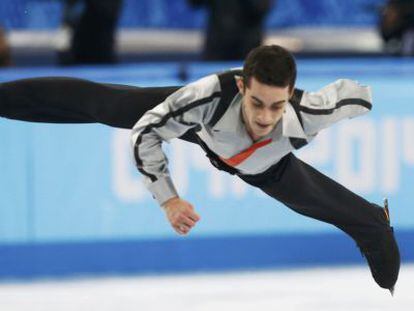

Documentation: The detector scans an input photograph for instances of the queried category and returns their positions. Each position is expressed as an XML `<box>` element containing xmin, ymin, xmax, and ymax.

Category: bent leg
<box><xmin>0</xmin><ymin>77</ymin><xmax>180</xmax><ymax>129</ymax></box>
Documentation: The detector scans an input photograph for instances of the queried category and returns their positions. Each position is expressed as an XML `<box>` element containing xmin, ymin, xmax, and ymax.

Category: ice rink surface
<box><xmin>0</xmin><ymin>264</ymin><xmax>412</xmax><ymax>311</ymax></box>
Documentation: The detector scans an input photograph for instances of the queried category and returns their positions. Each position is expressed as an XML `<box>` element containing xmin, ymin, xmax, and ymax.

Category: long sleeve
<box><xmin>131</xmin><ymin>74</ymin><xmax>221</xmax><ymax>205</ymax></box>
<box><xmin>298</xmin><ymin>79</ymin><xmax>373</xmax><ymax>136</ymax></box>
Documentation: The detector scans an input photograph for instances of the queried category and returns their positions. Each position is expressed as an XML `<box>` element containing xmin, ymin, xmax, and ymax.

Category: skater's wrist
<box><xmin>147</xmin><ymin>176</ymin><xmax>178</xmax><ymax>206</ymax></box>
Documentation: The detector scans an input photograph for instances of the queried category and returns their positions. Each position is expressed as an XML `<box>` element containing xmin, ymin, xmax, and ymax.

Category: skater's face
<box><xmin>237</xmin><ymin>77</ymin><xmax>292</xmax><ymax>141</ymax></box>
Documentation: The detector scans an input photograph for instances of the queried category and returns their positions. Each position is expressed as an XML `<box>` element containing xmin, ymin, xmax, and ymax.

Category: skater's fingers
<box><xmin>187</xmin><ymin>211</ymin><xmax>201</xmax><ymax>222</ymax></box>
<box><xmin>174</xmin><ymin>223</ymin><xmax>191</xmax><ymax>236</ymax></box>
<box><xmin>180</xmin><ymin>217</ymin><xmax>196</xmax><ymax>228</ymax></box>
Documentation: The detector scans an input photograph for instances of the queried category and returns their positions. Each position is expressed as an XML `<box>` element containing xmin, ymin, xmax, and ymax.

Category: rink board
<box><xmin>0</xmin><ymin>230</ymin><xmax>413</xmax><ymax>279</ymax></box>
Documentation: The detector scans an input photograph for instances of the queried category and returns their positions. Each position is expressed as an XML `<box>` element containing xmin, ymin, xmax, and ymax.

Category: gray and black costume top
<box><xmin>131</xmin><ymin>70</ymin><xmax>372</xmax><ymax>205</ymax></box>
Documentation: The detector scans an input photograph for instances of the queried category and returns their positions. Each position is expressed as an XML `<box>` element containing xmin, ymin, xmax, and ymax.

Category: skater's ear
<box><xmin>236</xmin><ymin>76</ymin><xmax>246</xmax><ymax>94</ymax></box>
<box><xmin>289</xmin><ymin>86</ymin><xmax>295</xmax><ymax>99</ymax></box>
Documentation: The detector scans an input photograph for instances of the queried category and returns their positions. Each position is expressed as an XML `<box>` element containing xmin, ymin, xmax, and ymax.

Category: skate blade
<box><xmin>389</xmin><ymin>286</ymin><xmax>395</xmax><ymax>296</ymax></box>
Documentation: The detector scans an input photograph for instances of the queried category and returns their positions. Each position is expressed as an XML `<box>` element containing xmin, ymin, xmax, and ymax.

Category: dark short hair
<box><xmin>242</xmin><ymin>45</ymin><xmax>297</xmax><ymax>91</ymax></box>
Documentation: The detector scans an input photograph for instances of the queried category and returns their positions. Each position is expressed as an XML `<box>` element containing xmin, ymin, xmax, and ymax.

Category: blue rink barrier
<box><xmin>0</xmin><ymin>59</ymin><xmax>413</xmax><ymax>279</ymax></box>
<box><xmin>0</xmin><ymin>231</ymin><xmax>413</xmax><ymax>279</ymax></box>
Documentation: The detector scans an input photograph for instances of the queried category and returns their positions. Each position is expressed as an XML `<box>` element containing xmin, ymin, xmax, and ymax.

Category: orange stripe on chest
<box><xmin>220</xmin><ymin>138</ymin><xmax>272</xmax><ymax>167</ymax></box>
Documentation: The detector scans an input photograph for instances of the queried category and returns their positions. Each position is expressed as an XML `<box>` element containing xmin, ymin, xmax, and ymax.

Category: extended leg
<box><xmin>0</xmin><ymin>77</ymin><xmax>180</xmax><ymax>128</ymax></box>
<box><xmin>241</xmin><ymin>153</ymin><xmax>400</xmax><ymax>291</ymax></box>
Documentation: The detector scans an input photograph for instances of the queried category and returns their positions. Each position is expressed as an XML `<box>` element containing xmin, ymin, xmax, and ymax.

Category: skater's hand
<box><xmin>162</xmin><ymin>197</ymin><xmax>201</xmax><ymax>235</ymax></box>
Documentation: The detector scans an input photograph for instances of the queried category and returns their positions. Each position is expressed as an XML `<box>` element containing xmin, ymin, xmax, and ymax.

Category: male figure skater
<box><xmin>0</xmin><ymin>45</ymin><xmax>400</xmax><ymax>293</ymax></box>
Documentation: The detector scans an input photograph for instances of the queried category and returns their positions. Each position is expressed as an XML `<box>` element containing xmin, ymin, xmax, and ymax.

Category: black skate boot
<box><xmin>357</xmin><ymin>199</ymin><xmax>400</xmax><ymax>295</ymax></box>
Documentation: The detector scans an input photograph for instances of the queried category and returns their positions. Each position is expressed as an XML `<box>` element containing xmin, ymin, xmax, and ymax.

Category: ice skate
<box><xmin>358</xmin><ymin>199</ymin><xmax>400</xmax><ymax>295</ymax></box>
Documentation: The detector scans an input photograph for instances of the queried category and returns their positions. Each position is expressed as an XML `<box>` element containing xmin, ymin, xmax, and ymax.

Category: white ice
<box><xmin>0</xmin><ymin>264</ymin><xmax>413</xmax><ymax>311</ymax></box>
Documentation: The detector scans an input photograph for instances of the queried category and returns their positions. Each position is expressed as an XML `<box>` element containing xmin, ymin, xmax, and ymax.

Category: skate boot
<box><xmin>357</xmin><ymin>199</ymin><xmax>400</xmax><ymax>295</ymax></box>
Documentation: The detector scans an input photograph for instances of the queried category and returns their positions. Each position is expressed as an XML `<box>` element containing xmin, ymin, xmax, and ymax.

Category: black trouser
<box><xmin>0</xmin><ymin>77</ymin><xmax>180</xmax><ymax>128</ymax></box>
<box><xmin>240</xmin><ymin>155</ymin><xmax>389</xmax><ymax>243</ymax></box>
<box><xmin>0</xmin><ymin>77</ymin><xmax>390</xmax><ymax>239</ymax></box>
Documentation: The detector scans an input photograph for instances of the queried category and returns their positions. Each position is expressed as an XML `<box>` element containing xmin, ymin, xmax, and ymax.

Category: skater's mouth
<box><xmin>255</xmin><ymin>122</ymin><xmax>272</xmax><ymax>129</ymax></box>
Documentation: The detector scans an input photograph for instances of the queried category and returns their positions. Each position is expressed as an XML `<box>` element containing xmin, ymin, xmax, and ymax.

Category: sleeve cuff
<box><xmin>147</xmin><ymin>176</ymin><xmax>179</xmax><ymax>206</ymax></box>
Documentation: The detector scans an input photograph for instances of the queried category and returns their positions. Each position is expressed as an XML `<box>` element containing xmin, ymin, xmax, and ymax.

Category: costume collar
<box><xmin>282</xmin><ymin>103</ymin><xmax>307</xmax><ymax>139</ymax></box>
<box><xmin>213</xmin><ymin>93</ymin><xmax>244</xmax><ymax>133</ymax></box>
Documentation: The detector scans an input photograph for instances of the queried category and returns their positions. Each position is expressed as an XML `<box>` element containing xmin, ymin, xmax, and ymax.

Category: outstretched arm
<box><xmin>298</xmin><ymin>79</ymin><xmax>373</xmax><ymax>136</ymax></box>
<box><xmin>131</xmin><ymin>74</ymin><xmax>221</xmax><ymax>234</ymax></box>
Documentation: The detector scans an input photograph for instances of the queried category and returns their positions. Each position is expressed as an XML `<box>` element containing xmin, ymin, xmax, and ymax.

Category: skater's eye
<box><xmin>270</xmin><ymin>103</ymin><xmax>284</xmax><ymax>111</ymax></box>
<box><xmin>252</xmin><ymin>101</ymin><xmax>263</xmax><ymax>108</ymax></box>
<box><xmin>251</xmin><ymin>97</ymin><xmax>264</xmax><ymax>108</ymax></box>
